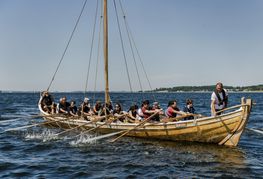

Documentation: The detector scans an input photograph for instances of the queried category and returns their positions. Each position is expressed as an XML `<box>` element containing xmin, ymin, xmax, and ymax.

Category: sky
<box><xmin>0</xmin><ymin>0</ymin><xmax>263</xmax><ymax>92</ymax></box>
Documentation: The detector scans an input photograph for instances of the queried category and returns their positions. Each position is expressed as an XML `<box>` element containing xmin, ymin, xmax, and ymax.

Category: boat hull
<box><xmin>38</xmin><ymin>98</ymin><xmax>252</xmax><ymax>146</ymax></box>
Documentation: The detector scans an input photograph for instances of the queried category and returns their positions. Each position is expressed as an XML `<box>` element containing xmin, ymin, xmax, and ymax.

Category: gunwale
<box><xmin>38</xmin><ymin>97</ymin><xmax>252</xmax><ymax>146</ymax></box>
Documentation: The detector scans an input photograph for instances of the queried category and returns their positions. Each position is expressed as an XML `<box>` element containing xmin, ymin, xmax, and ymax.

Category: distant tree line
<box><xmin>153</xmin><ymin>84</ymin><xmax>263</xmax><ymax>92</ymax></box>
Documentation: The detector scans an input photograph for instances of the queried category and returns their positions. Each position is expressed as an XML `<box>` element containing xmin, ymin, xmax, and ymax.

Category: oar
<box><xmin>215</xmin><ymin>104</ymin><xmax>249</xmax><ymax>115</ymax></box>
<box><xmin>4</xmin><ymin>117</ymin><xmax>70</xmax><ymax>132</ymax></box>
<box><xmin>54</xmin><ymin>116</ymin><xmax>105</xmax><ymax>137</ymax></box>
<box><xmin>110</xmin><ymin>112</ymin><xmax>158</xmax><ymax>143</ymax></box>
<box><xmin>74</xmin><ymin>114</ymin><xmax>127</xmax><ymax>138</ymax></box>
<box><xmin>0</xmin><ymin>113</ymin><xmax>70</xmax><ymax>124</ymax></box>
<box><xmin>0</xmin><ymin>114</ymin><xmax>46</xmax><ymax>124</ymax></box>
<box><xmin>246</xmin><ymin>127</ymin><xmax>263</xmax><ymax>135</ymax></box>
<box><xmin>0</xmin><ymin>118</ymin><xmax>29</xmax><ymax>124</ymax></box>
<box><xmin>161</xmin><ymin>113</ymin><xmax>202</xmax><ymax>123</ymax></box>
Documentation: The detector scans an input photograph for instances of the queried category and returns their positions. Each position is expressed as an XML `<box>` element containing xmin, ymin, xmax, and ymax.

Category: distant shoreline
<box><xmin>1</xmin><ymin>90</ymin><xmax>263</xmax><ymax>93</ymax></box>
<box><xmin>1</xmin><ymin>84</ymin><xmax>263</xmax><ymax>93</ymax></box>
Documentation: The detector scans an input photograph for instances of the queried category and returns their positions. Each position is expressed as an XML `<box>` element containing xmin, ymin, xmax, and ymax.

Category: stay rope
<box><xmin>84</xmin><ymin>0</ymin><xmax>99</xmax><ymax>98</ymax></box>
<box><xmin>118</xmin><ymin>1</ymin><xmax>143</xmax><ymax>93</ymax></box>
<box><xmin>118</xmin><ymin>0</ymin><xmax>156</xmax><ymax>102</ymax></box>
<box><xmin>113</xmin><ymin>0</ymin><xmax>133</xmax><ymax>93</ymax></box>
<box><xmin>92</xmin><ymin>1</ymin><xmax>104</xmax><ymax>104</ymax></box>
<box><xmin>47</xmin><ymin>0</ymin><xmax>88</xmax><ymax>92</ymax></box>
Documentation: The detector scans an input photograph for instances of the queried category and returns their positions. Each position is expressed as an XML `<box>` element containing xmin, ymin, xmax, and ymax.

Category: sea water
<box><xmin>0</xmin><ymin>92</ymin><xmax>263</xmax><ymax>178</ymax></box>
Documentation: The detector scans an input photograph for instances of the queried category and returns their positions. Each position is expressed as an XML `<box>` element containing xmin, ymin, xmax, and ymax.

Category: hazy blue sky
<box><xmin>1</xmin><ymin>0</ymin><xmax>263</xmax><ymax>92</ymax></box>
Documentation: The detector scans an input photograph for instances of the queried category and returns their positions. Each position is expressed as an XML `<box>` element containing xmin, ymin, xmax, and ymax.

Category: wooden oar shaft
<box><xmin>215</xmin><ymin>104</ymin><xmax>248</xmax><ymax>115</ymax></box>
<box><xmin>0</xmin><ymin>118</ymin><xmax>25</xmax><ymax>124</ymax></box>
<box><xmin>4</xmin><ymin>118</ymin><xmax>69</xmax><ymax>132</ymax></box>
<box><xmin>75</xmin><ymin>114</ymin><xmax>127</xmax><ymax>138</ymax></box>
<box><xmin>55</xmin><ymin>116</ymin><xmax>106</xmax><ymax>136</ymax></box>
<box><xmin>163</xmin><ymin>113</ymin><xmax>200</xmax><ymax>122</ymax></box>
<box><xmin>0</xmin><ymin>113</ymin><xmax>64</xmax><ymax>124</ymax></box>
<box><xmin>110</xmin><ymin>112</ymin><xmax>158</xmax><ymax>143</ymax></box>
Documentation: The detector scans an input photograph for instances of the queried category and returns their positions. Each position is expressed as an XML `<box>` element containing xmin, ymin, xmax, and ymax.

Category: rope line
<box><xmin>47</xmin><ymin>0</ymin><xmax>88</xmax><ymax>91</ymax></box>
<box><xmin>93</xmin><ymin>1</ymin><xmax>104</xmax><ymax>104</ymax></box>
<box><xmin>113</xmin><ymin>0</ymin><xmax>133</xmax><ymax>93</ymax></box>
<box><xmin>84</xmin><ymin>0</ymin><xmax>99</xmax><ymax>98</ymax></box>
<box><xmin>118</xmin><ymin>0</ymin><xmax>156</xmax><ymax>102</ymax></box>
<box><xmin>118</xmin><ymin>0</ymin><xmax>143</xmax><ymax>93</ymax></box>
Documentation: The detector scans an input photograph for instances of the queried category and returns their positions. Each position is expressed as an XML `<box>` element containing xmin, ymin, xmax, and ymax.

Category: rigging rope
<box><xmin>118</xmin><ymin>0</ymin><xmax>143</xmax><ymax>93</ymax></box>
<box><xmin>47</xmin><ymin>0</ymin><xmax>88</xmax><ymax>92</ymax></box>
<box><xmin>118</xmin><ymin>0</ymin><xmax>156</xmax><ymax>102</ymax></box>
<box><xmin>93</xmin><ymin>1</ymin><xmax>104</xmax><ymax>104</ymax></box>
<box><xmin>84</xmin><ymin>0</ymin><xmax>99</xmax><ymax>98</ymax></box>
<box><xmin>113</xmin><ymin>0</ymin><xmax>133</xmax><ymax>93</ymax></box>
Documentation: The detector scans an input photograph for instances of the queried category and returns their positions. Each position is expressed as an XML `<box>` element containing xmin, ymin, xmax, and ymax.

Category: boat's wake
<box><xmin>69</xmin><ymin>134</ymin><xmax>97</xmax><ymax>146</ymax></box>
<box><xmin>24</xmin><ymin>129</ymin><xmax>58</xmax><ymax>142</ymax></box>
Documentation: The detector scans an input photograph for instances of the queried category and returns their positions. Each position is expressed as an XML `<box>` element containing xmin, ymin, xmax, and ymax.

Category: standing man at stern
<box><xmin>211</xmin><ymin>82</ymin><xmax>228</xmax><ymax>116</ymax></box>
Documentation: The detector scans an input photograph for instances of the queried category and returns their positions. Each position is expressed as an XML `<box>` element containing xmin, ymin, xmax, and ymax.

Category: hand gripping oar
<box><xmin>4</xmin><ymin>116</ymin><xmax>70</xmax><ymax>132</ymax></box>
<box><xmin>54</xmin><ymin>116</ymin><xmax>106</xmax><ymax>137</ymax></box>
<box><xmin>110</xmin><ymin>112</ymin><xmax>158</xmax><ymax>143</ymax></box>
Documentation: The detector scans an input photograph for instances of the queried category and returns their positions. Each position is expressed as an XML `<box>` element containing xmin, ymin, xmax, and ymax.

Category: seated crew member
<box><xmin>81</xmin><ymin>97</ymin><xmax>93</xmax><ymax>117</ymax></box>
<box><xmin>50</xmin><ymin>102</ymin><xmax>57</xmax><ymax>114</ymax></box>
<box><xmin>165</xmin><ymin>100</ymin><xmax>186</xmax><ymax>120</ymax></box>
<box><xmin>58</xmin><ymin>96</ymin><xmax>70</xmax><ymax>114</ymax></box>
<box><xmin>211</xmin><ymin>82</ymin><xmax>228</xmax><ymax>116</ymax></box>
<box><xmin>127</xmin><ymin>104</ymin><xmax>141</xmax><ymax>123</ymax></box>
<box><xmin>41</xmin><ymin>91</ymin><xmax>54</xmax><ymax>113</ymax></box>
<box><xmin>69</xmin><ymin>100</ymin><xmax>78</xmax><ymax>117</ymax></box>
<box><xmin>98</xmin><ymin>103</ymin><xmax>112</xmax><ymax>116</ymax></box>
<box><xmin>151</xmin><ymin>101</ymin><xmax>164</xmax><ymax>121</ymax></box>
<box><xmin>137</xmin><ymin>104</ymin><xmax>144</xmax><ymax>119</ymax></box>
<box><xmin>141</xmin><ymin>100</ymin><xmax>161</xmax><ymax>121</ymax></box>
<box><xmin>93</xmin><ymin>100</ymin><xmax>102</xmax><ymax>115</ymax></box>
<box><xmin>113</xmin><ymin>103</ymin><xmax>127</xmax><ymax>122</ymax></box>
<box><xmin>183</xmin><ymin>99</ymin><xmax>195</xmax><ymax>120</ymax></box>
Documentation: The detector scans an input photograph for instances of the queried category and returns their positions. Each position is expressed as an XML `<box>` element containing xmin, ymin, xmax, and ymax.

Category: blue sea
<box><xmin>0</xmin><ymin>92</ymin><xmax>263</xmax><ymax>178</ymax></box>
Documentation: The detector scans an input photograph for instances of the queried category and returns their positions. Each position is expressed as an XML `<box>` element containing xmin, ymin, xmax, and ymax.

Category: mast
<box><xmin>103</xmin><ymin>0</ymin><xmax>110</xmax><ymax>104</ymax></box>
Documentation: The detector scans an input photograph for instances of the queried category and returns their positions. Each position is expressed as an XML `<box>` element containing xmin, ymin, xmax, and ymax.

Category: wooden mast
<box><xmin>103</xmin><ymin>0</ymin><xmax>110</xmax><ymax>104</ymax></box>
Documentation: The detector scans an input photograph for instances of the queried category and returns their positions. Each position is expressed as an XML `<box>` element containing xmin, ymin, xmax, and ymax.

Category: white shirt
<box><xmin>211</xmin><ymin>89</ymin><xmax>228</xmax><ymax>110</ymax></box>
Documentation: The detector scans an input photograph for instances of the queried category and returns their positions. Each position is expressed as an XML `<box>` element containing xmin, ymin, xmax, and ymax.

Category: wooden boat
<box><xmin>38</xmin><ymin>0</ymin><xmax>252</xmax><ymax>146</ymax></box>
<box><xmin>39</xmin><ymin>97</ymin><xmax>252</xmax><ymax>146</ymax></box>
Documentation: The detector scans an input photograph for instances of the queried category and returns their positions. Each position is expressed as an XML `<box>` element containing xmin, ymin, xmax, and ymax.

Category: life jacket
<box><xmin>214</xmin><ymin>89</ymin><xmax>228</xmax><ymax>106</ymax></box>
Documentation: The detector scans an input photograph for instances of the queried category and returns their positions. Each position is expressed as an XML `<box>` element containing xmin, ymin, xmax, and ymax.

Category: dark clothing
<box><xmin>69</xmin><ymin>106</ymin><xmax>78</xmax><ymax>115</ymax></box>
<box><xmin>41</xmin><ymin>95</ymin><xmax>53</xmax><ymax>106</ymax></box>
<box><xmin>93</xmin><ymin>104</ymin><xmax>101</xmax><ymax>115</ymax></box>
<box><xmin>82</xmin><ymin>103</ymin><xmax>90</xmax><ymax>113</ymax></box>
<box><xmin>130</xmin><ymin>110</ymin><xmax>137</xmax><ymax>118</ymax></box>
<box><xmin>214</xmin><ymin>89</ymin><xmax>228</xmax><ymax>107</ymax></box>
<box><xmin>58</xmin><ymin>102</ymin><xmax>70</xmax><ymax>114</ymax></box>
<box><xmin>99</xmin><ymin>107</ymin><xmax>111</xmax><ymax>116</ymax></box>
<box><xmin>41</xmin><ymin>95</ymin><xmax>54</xmax><ymax>113</ymax></box>
<box><xmin>183</xmin><ymin>106</ymin><xmax>195</xmax><ymax>120</ymax></box>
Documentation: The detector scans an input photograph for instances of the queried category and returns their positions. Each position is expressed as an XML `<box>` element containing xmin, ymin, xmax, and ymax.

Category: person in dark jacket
<box><xmin>183</xmin><ymin>99</ymin><xmax>195</xmax><ymax>120</ymax></box>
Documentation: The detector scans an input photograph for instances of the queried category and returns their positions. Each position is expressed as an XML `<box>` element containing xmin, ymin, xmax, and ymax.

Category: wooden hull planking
<box><xmin>38</xmin><ymin>98</ymin><xmax>252</xmax><ymax>146</ymax></box>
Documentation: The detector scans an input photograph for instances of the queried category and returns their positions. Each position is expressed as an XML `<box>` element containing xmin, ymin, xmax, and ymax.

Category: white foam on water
<box><xmin>69</xmin><ymin>134</ymin><xmax>97</xmax><ymax>146</ymax></box>
<box><xmin>24</xmin><ymin>129</ymin><xmax>58</xmax><ymax>141</ymax></box>
<box><xmin>69</xmin><ymin>131</ymin><xmax>124</xmax><ymax>147</ymax></box>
